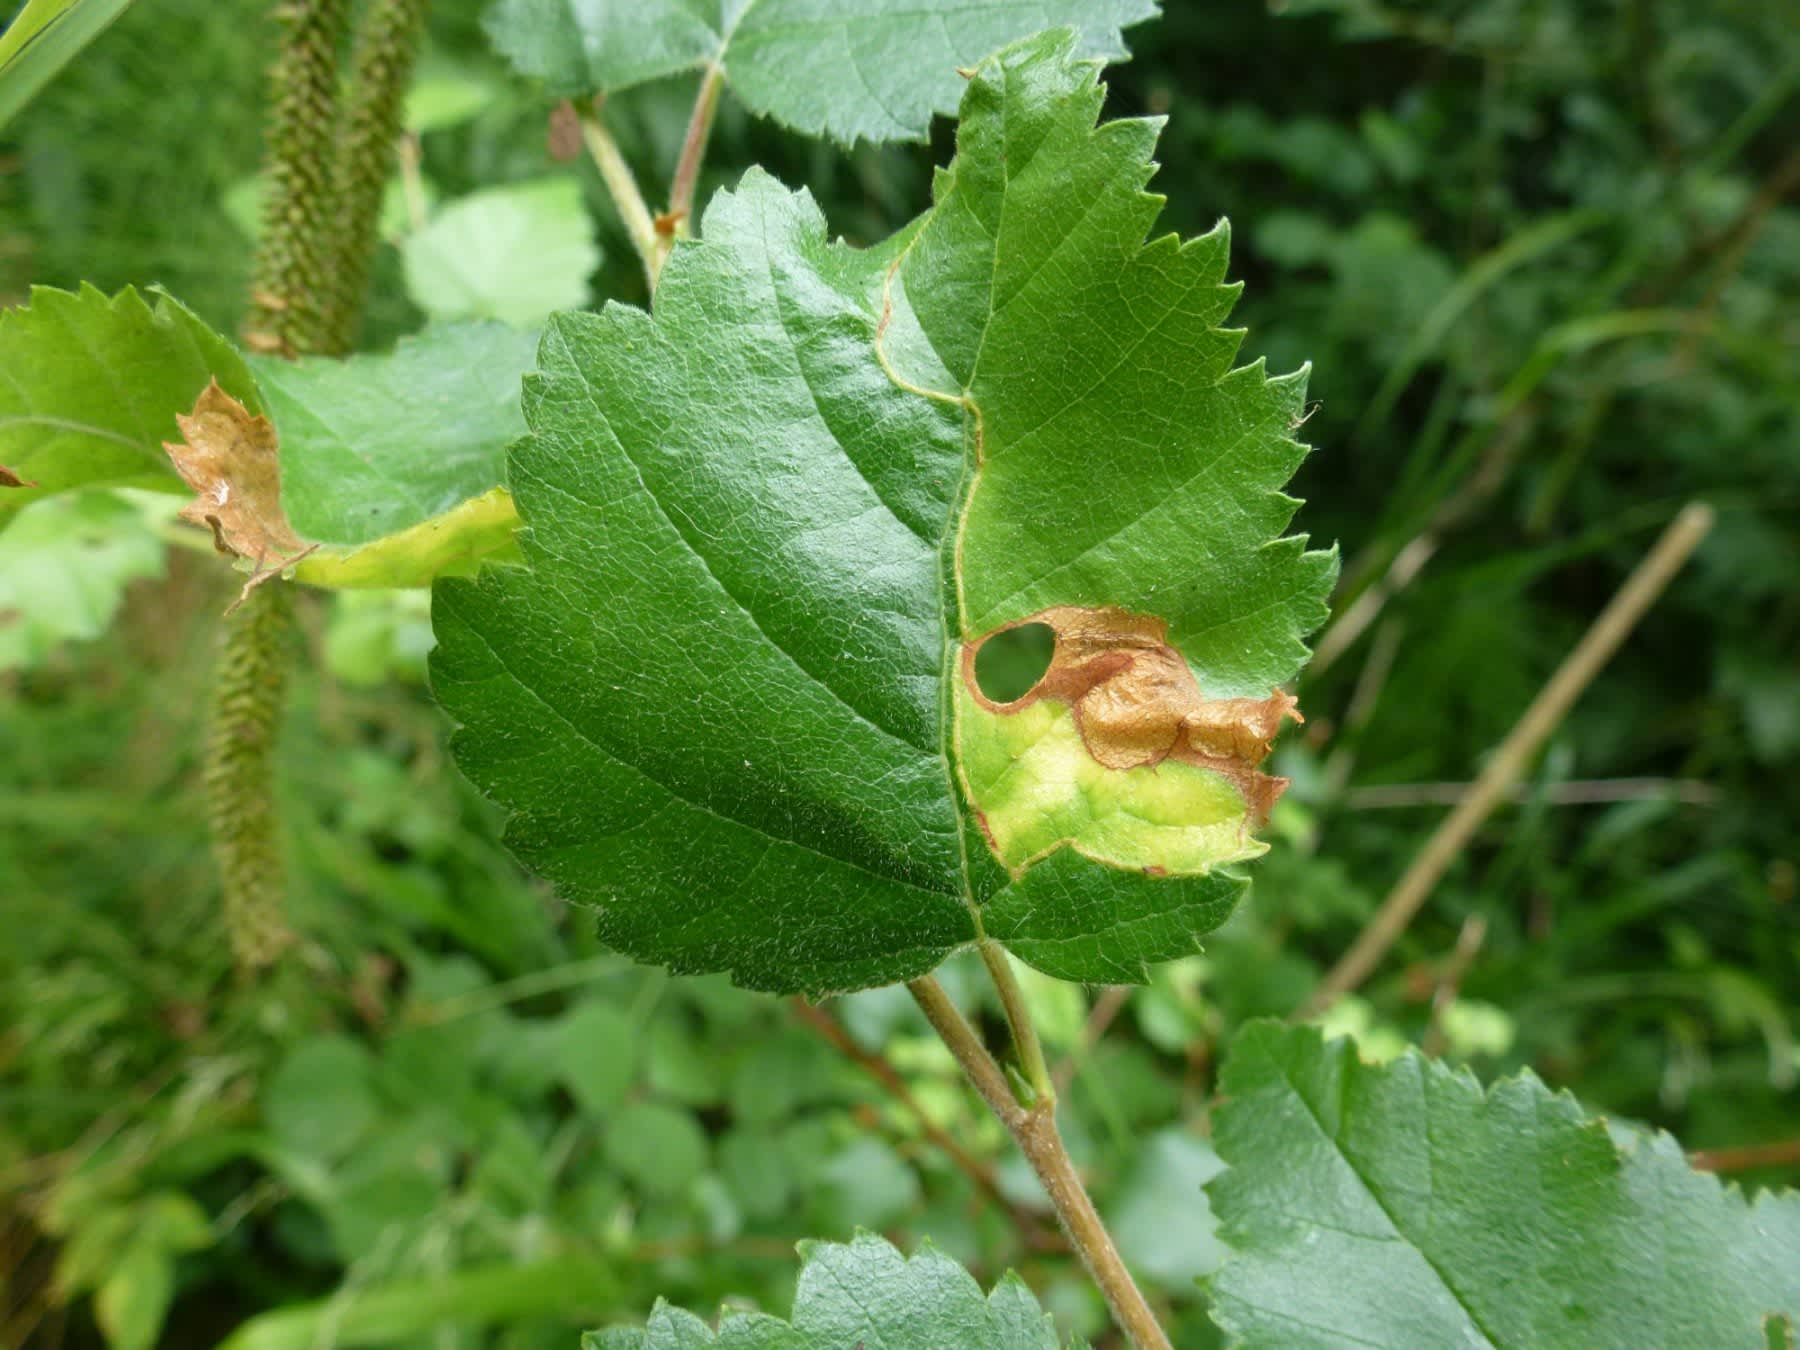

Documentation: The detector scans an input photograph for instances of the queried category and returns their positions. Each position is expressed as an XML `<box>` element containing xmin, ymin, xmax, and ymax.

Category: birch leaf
<box><xmin>484</xmin><ymin>0</ymin><xmax>1158</xmax><ymax>144</ymax></box>
<box><xmin>430</xmin><ymin>32</ymin><xmax>1334</xmax><ymax>995</ymax></box>
<box><xmin>1205</xmin><ymin>1022</ymin><xmax>1800</xmax><ymax>1349</ymax></box>
<box><xmin>588</xmin><ymin>1233</ymin><xmax>1079</xmax><ymax>1348</ymax></box>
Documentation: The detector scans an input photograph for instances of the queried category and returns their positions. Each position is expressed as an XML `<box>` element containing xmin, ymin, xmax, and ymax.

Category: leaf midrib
<box><xmin>1277</xmin><ymin>1050</ymin><xmax>1503</xmax><ymax>1349</ymax></box>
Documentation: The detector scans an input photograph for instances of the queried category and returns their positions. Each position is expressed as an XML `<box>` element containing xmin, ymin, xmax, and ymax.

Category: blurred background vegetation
<box><xmin>2</xmin><ymin>0</ymin><xmax>1796</xmax><ymax>1345</ymax></box>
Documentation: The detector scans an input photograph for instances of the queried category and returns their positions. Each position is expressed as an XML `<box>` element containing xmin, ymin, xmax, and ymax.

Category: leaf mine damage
<box><xmin>165</xmin><ymin>381</ymin><xmax>315</xmax><ymax>595</ymax></box>
<box><xmin>964</xmin><ymin>606</ymin><xmax>1300</xmax><ymax>825</ymax></box>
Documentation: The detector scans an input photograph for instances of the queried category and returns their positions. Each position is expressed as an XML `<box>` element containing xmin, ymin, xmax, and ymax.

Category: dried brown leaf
<box><xmin>165</xmin><ymin>381</ymin><xmax>310</xmax><ymax>567</ymax></box>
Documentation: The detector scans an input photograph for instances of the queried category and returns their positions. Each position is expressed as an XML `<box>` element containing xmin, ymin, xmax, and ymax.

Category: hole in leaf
<box><xmin>973</xmin><ymin>622</ymin><xmax>1056</xmax><ymax>704</ymax></box>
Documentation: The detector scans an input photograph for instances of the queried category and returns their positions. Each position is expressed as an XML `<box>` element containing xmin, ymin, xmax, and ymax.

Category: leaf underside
<box><xmin>431</xmin><ymin>31</ymin><xmax>1335</xmax><ymax>996</ymax></box>
<box><xmin>260</xmin><ymin>322</ymin><xmax>535</xmax><ymax>588</ymax></box>
<box><xmin>1</xmin><ymin>286</ymin><xmax>531</xmax><ymax>587</ymax></box>
<box><xmin>587</xmin><ymin>1232</ymin><xmax>1079</xmax><ymax>1348</ymax></box>
<box><xmin>483</xmin><ymin>0</ymin><xmax>1159</xmax><ymax>144</ymax></box>
<box><xmin>246</xmin><ymin>321</ymin><xmax>537</xmax><ymax>587</ymax></box>
<box><xmin>1205</xmin><ymin>1023</ymin><xmax>1800</xmax><ymax>1348</ymax></box>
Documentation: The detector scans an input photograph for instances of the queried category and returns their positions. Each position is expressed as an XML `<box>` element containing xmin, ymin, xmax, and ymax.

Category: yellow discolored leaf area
<box><xmin>957</xmin><ymin>606</ymin><xmax>1299</xmax><ymax>876</ymax></box>
<box><xmin>165</xmin><ymin>381</ymin><xmax>310</xmax><ymax>574</ymax></box>
<box><xmin>292</xmin><ymin>486</ymin><xmax>521</xmax><ymax>589</ymax></box>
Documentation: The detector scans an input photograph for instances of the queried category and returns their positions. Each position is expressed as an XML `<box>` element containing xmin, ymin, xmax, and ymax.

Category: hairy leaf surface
<box><xmin>587</xmin><ymin>1232</ymin><xmax>1078</xmax><ymax>1348</ymax></box>
<box><xmin>483</xmin><ymin>0</ymin><xmax>1157</xmax><ymax>144</ymax></box>
<box><xmin>1206</xmin><ymin>1023</ymin><xmax>1800</xmax><ymax>1348</ymax></box>
<box><xmin>431</xmin><ymin>32</ymin><xmax>1333</xmax><ymax>994</ymax></box>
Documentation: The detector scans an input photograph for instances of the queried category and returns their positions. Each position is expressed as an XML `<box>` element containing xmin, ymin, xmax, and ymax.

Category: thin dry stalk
<box><xmin>1306</xmin><ymin>502</ymin><xmax>1716</xmax><ymax>1016</ymax></box>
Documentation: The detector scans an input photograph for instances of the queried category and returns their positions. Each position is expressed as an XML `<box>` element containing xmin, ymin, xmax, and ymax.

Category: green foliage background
<box><xmin>1</xmin><ymin>0</ymin><xmax>1795</xmax><ymax>1346</ymax></box>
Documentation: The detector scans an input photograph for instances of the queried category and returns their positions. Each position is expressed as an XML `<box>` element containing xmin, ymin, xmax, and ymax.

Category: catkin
<box><xmin>244</xmin><ymin>0</ymin><xmax>352</xmax><ymax>357</ymax></box>
<box><xmin>205</xmin><ymin>581</ymin><xmax>295</xmax><ymax>970</ymax></box>
<box><xmin>323</xmin><ymin>0</ymin><xmax>430</xmax><ymax>350</ymax></box>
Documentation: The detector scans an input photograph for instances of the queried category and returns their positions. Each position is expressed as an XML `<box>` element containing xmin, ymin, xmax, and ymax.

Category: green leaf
<box><xmin>0</xmin><ymin>490</ymin><xmax>174</xmax><ymax>670</ymax></box>
<box><xmin>587</xmin><ymin>1231</ymin><xmax>1077</xmax><ymax>1347</ymax></box>
<box><xmin>403</xmin><ymin>60</ymin><xmax>501</xmax><ymax>133</ymax></box>
<box><xmin>1108</xmin><ymin>1128</ymin><xmax>1227</xmax><ymax>1291</ymax></box>
<box><xmin>322</xmin><ymin>589</ymin><xmax>436</xmax><ymax>686</ymax></box>
<box><xmin>1204</xmin><ymin>1022</ymin><xmax>1800</xmax><ymax>1348</ymax></box>
<box><xmin>262</xmin><ymin>1036</ymin><xmax>381</xmax><ymax>1164</ymax></box>
<box><xmin>483</xmin><ymin>0</ymin><xmax>1158</xmax><ymax>145</ymax></box>
<box><xmin>250</xmin><ymin>322</ymin><xmax>535</xmax><ymax>548</ymax></box>
<box><xmin>401</xmin><ymin>180</ymin><xmax>600</xmax><ymax>327</ymax></box>
<box><xmin>431</xmin><ymin>32</ymin><xmax>1331</xmax><ymax>995</ymax></box>
<box><xmin>815</xmin><ymin>1137</ymin><xmax>920</xmax><ymax>1230</ymax></box>
<box><xmin>0</xmin><ymin>0</ymin><xmax>135</xmax><ymax>131</ymax></box>
<box><xmin>214</xmin><ymin>1256</ymin><xmax>620</xmax><ymax>1350</ymax></box>
<box><xmin>554</xmin><ymin>999</ymin><xmax>639</xmax><ymax>1115</ymax></box>
<box><xmin>0</xmin><ymin>285</ymin><xmax>262</xmax><ymax>528</ymax></box>
<box><xmin>605</xmin><ymin>1101</ymin><xmax>709</xmax><ymax>1197</ymax></box>
<box><xmin>94</xmin><ymin>1238</ymin><xmax>174</xmax><ymax>1350</ymax></box>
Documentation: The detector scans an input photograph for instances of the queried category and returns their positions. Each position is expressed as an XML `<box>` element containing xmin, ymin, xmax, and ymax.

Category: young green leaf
<box><xmin>431</xmin><ymin>32</ymin><xmax>1333</xmax><ymax>995</ymax></box>
<box><xmin>401</xmin><ymin>180</ymin><xmax>600</xmax><ymax>327</ymax></box>
<box><xmin>587</xmin><ymin>1232</ymin><xmax>1080</xmax><ymax>1348</ymax></box>
<box><xmin>483</xmin><ymin>0</ymin><xmax>1158</xmax><ymax>144</ymax></box>
<box><xmin>1205</xmin><ymin>1022</ymin><xmax>1800</xmax><ymax>1348</ymax></box>
<box><xmin>0</xmin><ymin>285</ymin><xmax>262</xmax><ymax>529</ymax></box>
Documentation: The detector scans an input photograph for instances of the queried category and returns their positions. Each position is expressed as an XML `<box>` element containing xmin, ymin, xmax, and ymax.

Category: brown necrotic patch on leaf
<box><xmin>0</xmin><ymin>465</ymin><xmax>36</xmax><ymax>488</ymax></box>
<box><xmin>165</xmin><ymin>381</ymin><xmax>314</xmax><ymax>595</ymax></box>
<box><xmin>963</xmin><ymin>605</ymin><xmax>1301</xmax><ymax>822</ymax></box>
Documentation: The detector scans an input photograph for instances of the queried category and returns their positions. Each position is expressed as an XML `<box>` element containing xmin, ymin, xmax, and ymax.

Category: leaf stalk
<box><xmin>907</xmin><ymin>975</ymin><xmax>1172</xmax><ymax>1350</ymax></box>
<box><xmin>578</xmin><ymin>100</ymin><xmax>664</xmax><ymax>292</ymax></box>
<box><xmin>978</xmin><ymin>938</ymin><xmax>1055</xmax><ymax>1105</ymax></box>
<box><xmin>668</xmin><ymin>62</ymin><xmax>724</xmax><ymax>239</ymax></box>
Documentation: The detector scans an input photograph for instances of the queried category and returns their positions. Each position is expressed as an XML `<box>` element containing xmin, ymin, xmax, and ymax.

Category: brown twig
<box><xmin>1688</xmin><ymin>1138</ymin><xmax>1800</xmax><ymax>1174</ymax></box>
<box><xmin>1342</xmin><ymin>777</ymin><xmax>1720</xmax><ymax>810</ymax></box>
<box><xmin>787</xmin><ymin>997</ymin><xmax>1062</xmax><ymax>1252</ymax></box>
<box><xmin>1305</xmin><ymin>502</ymin><xmax>1716</xmax><ymax>1016</ymax></box>
<box><xmin>907</xmin><ymin>977</ymin><xmax>1172</xmax><ymax>1350</ymax></box>
<box><xmin>1420</xmin><ymin>915</ymin><xmax>1488</xmax><ymax>1057</ymax></box>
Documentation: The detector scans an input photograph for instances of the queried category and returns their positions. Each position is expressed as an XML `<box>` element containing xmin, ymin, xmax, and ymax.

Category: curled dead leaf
<box><xmin>965</xmin><ymin>605</ymin><xmax>1300</xmax><ymax>821</ymax></box>
<box><xmin>165</xmin><ymin>381</ymin><xmax>315</xmax><ymax>599</ymax></box>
